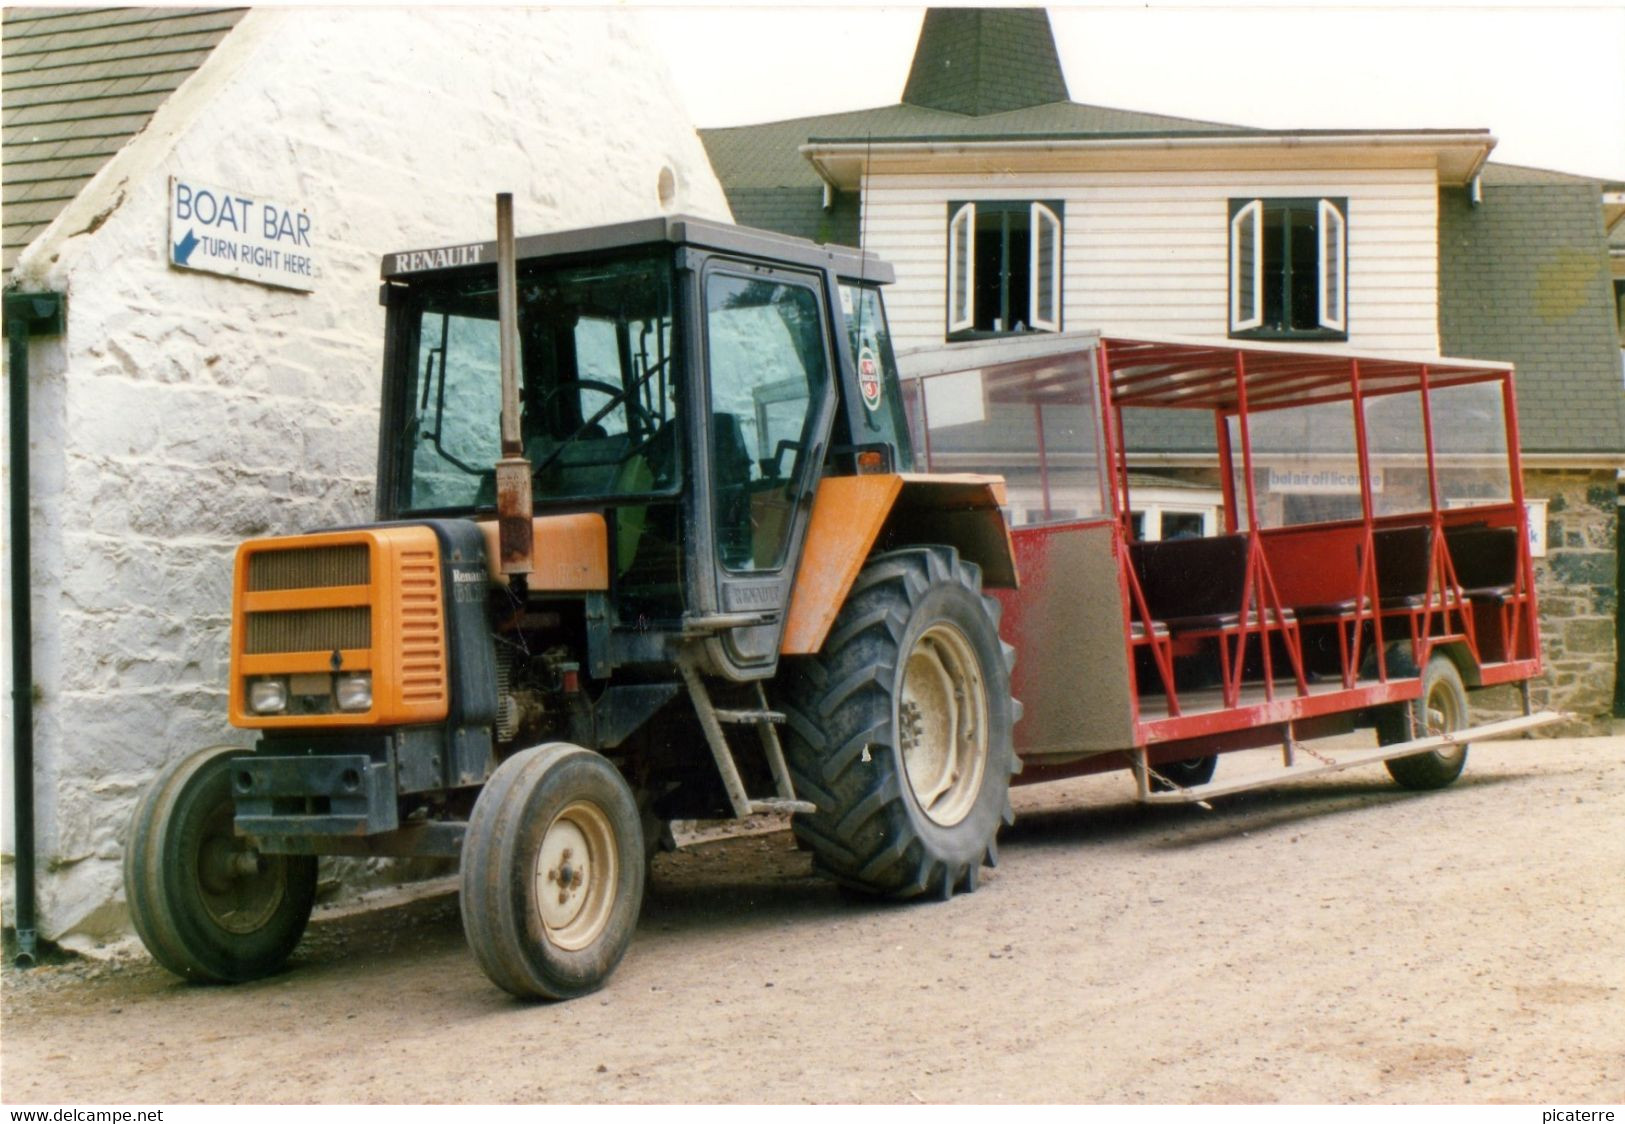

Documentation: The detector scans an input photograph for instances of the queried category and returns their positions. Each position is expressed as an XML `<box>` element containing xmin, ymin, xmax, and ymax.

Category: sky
<box><xmin>644</xmin><ymin>3</ymin><xmax>1625</xmax><ymax>182</ymax></box>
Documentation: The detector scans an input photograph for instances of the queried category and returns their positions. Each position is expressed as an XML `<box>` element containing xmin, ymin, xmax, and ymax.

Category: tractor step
<box><xmin>679</xmin><ymin>657</ymin><xmax>807</xmax><ymax>821</ymax></box>
<box><xmin>749</xmin><ymin>798</ymin><xmax>817</xmax><ymax>815</ymax></box>
<box><xmin>714</xmin><ymin>708</ymin><xmax>786</xmax><ymax>725</ymax></box>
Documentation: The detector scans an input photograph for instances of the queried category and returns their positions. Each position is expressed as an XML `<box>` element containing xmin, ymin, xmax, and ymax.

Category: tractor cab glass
<box><xmin>397</xmin><ymin>252</ymin><xmax>678</xmax><ymax>515</ymax></box>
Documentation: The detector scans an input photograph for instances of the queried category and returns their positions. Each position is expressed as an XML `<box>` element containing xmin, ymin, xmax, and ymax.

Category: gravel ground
<box><xmin>3</xmin><ymin>733</ymin><xmax>1622</xmax><ymax>1105</ymax></box>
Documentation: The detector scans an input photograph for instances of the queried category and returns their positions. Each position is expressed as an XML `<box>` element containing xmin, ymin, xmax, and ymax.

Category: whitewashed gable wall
<box><xmin>4</xmin><ymin>7</ymin><xmax>730</xmax><ymax>947</ymax></box>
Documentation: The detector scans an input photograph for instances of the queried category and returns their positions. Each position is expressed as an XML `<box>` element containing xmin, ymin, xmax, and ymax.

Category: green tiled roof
<box><xmin>704</xmin><ymin>101</ymin><xmax>1241</xmax><ymax>193</ymax></box>
<box><xmin>2</xmin><ymin>6</ymin><xmax>247</xmax><ymax>276</ymax></box>
<box><xmin>700</xmin><ymin>5</ymin><xmax>1239</xmax><ymax>242</ymax></box>
<box><xmin>1439</xmin><ymin>163</ymin><xmax>1625</xmax><ymax>455</ymax></box>
<box><xmin>901</xmin><ymin>8</ymin><xmax>1068</xmax><ymax>116</ymax></box>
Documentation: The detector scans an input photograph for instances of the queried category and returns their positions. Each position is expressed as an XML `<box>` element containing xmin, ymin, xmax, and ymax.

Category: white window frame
<box><xmin>1029</xmin><ymin>201</ymin><xmax>1062</xmax><ymax>333</ymax></box>
<box><xmin>1229</xmin><ymin>196</ymin><xmax>1347</xmax><ymax>338</ymax></box>
<box><xmin>947</xmin><ymin>202</ymin><xmax>975</xmax><ymax>334</ymax></box>
<box><xmin>1317</xmin><ymin>198</ymin><xmax>1347</xmax><ymax>333</ymax></box>
<box><xmin>1229</xmin><ymin>199</ymin><xmax>1263</xmax><ymax>333</ymax></box>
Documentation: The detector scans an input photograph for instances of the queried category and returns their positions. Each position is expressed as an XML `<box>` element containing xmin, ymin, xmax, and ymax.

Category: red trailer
<box><xmin>898</xmin><ymin>332</ymin><xmax>1563</xmax><ymax>801</ymax></box>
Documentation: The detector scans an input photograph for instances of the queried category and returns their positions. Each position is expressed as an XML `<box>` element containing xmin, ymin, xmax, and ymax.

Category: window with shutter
<box><xmin>1030</xmin><ymin>202</ymin><xmax>1062</xmax><ymax>333</ymax></box>
<box><xmin>944</xmin><ymin>199</ymin><xmax>1063</xmax><ymax>339</ymax></box>
<box><xmin>1228</xmin><ymin>196</ymin><xmax>1347</xmax><ymax>341</ymax></box>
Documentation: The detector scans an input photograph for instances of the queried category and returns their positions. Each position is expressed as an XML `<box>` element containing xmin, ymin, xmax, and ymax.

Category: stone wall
<box><xmin>1</xmin><ymin>7</ymin><xmax>729</xmax><ymax>947</ymax></box>
<box><xmin>1473</xmin><ymin>468</ymin><xmax>1619</xmax><ymax>733</ymax></box>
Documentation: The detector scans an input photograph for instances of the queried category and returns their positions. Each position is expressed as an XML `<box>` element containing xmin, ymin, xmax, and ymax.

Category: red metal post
<box><xmin>1216</xmin><ymin>411</ymin><xmax>1239</xmax><ymax>535</ymax></box>
<box><xmin>1501</xmin><ymin>371</ymin><xmax>1540</xmax><ymax>662</ymax></box>
<box><xmin>1348</xmin><ymin>358</ymin><xmax>1386</xmax><ymax>681</ymax></box>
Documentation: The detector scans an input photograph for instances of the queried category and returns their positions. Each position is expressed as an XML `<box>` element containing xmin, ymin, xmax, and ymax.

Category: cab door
<box><xmin>694</xmin><ymin>260</ymin><xmax>837</xmax><ymax>677</ymax></box>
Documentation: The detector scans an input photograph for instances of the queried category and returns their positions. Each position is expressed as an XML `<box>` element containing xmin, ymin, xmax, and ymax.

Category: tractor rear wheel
<box><xmin>460</xmin><ymin>743</ymin><xmax>644</xmax><ymax>1000</ymax></box>
<box><xmin>123</xmin><ymin>745</ymin><xmax>317</xmax><ymax>983</ymax></box>
<box><xmin>1377</xmin><ymin>652</ymin><xmax>1470</xmax><ymax>790</ymax></box>
<box><xmin>780</xmin><ymin>547</ymin><xmax>1018</xmax><ymax>900</ymax></box>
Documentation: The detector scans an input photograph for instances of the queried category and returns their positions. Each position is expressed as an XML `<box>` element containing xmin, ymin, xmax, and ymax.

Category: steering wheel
<box><xmin>540</xmin><ymin>379</ymin><xmax>657</xmax><ymax>436</ymax></box>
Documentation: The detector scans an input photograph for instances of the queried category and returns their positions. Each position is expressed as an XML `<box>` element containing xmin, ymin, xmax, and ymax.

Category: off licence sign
<box><xmin>168</xmin><ymin>176</ymin><xmax>318</xmax><ymax>292</ymax></box>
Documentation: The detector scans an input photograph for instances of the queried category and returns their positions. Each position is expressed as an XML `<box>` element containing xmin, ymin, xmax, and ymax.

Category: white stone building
<box><xmin>2</xmin><ymin>6</ymin><xmax>730</xmax><ymax>950</ymax></box>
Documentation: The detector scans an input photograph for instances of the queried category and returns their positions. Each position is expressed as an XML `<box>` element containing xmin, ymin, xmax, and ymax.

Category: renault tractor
<box><xmin>124</xmin><ymin>204</ymin><xmax>1021</xmax><ymax>999</ymax></box>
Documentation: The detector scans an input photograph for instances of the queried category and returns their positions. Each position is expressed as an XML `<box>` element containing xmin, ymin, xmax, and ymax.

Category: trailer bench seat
<box><xmin>1128</xmin><ymin>533</ymin><xmax>1252</xmax><ymax>635</ymax></box>
<box><xmin>1444</xmin><ymin>524</ymin><xmax>1520</xmax><ymax>603</ymax></box>
<box><xmin>1373</xmin><ymin>524</ymin><xmax>1434</xmax><ymax>610</ymax></box>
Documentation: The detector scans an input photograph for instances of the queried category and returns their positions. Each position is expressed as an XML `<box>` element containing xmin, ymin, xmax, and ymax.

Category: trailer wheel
<box><xmin>460</xmin><ymin>743</ymin><xmax>644</xmax><ymax>1000</ymax></box>
<box><xmin>1150</xmin><ymin>755</ymin><xmax>1217</xmax><ymax>791</ymax></box>
<box><xmin>1377</xmin><ymin>653</ymin><xmax>1470</xmax><ymax>790</ymax></box>
<box><xmin>123</xmin><ymin>745</ymin><xmax>317</xmax><ymax>983</ymax></box>
<box><xmin>780</xmin><ymin>547</ymin><xmax>1018</xmax><ymax>900</ymax></box>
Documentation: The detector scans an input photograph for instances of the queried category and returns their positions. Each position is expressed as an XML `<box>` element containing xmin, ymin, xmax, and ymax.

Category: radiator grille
<box><xmin>395</xmin><ymin>549</ymin><xmax>446</xmax><ymax>704</ymax></box>
<box><xmin>248</xmin><ymin>545</ymin><xmax>370</xmax><ymax>591</ymax></box>
<box><xmin>245</xmin><ymin>607</ymin><xmax>372</xmax><ymax>654</ymax></box>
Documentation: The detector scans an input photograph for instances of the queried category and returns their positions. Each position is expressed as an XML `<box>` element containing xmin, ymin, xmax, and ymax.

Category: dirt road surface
<box><xmin>4</xmin><ymin>734</ymin><xmax>1623</xmax><ymax>1105</ymax></box>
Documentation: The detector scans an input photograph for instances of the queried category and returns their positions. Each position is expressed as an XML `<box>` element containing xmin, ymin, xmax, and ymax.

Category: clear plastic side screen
<box><xmin>1228</xmin><ymin>400</ymin><xmax>1361</xmax><ymax>529</ymax></box>
<box><xmin>1362</xmin><ymin>390</ymin><xmax>1432</xmax><ymax>518</ymax></box>
<box><xmin>902</xmin><ymin>351</ymin><xmax>1105</xmax><ymax>526</ymax></box>
<box><xmin>1431</xmin><ymin>381</ymin><xmax>1511</xmax><ymax>509</ymax></box>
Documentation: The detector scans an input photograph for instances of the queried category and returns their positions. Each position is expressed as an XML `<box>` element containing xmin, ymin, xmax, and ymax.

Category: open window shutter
<box><xmin>1029</xmin><ymin>201</ymin><xmax>1062</xmax><ymax>332</ymax></box>
<box><xmin>1317</xmin><ymin>198</ymin><xmax>1346</xmax><ymax>332</ymax></box>
<box><xmin>1229</xmin><ymin>200</ymin><xmax>1262</xmax><ymax>332</ymax></box>
<box><xmin>948</xmin><ymin>202</ymin><xmax>975</xmax><ymax>334</ymax></box>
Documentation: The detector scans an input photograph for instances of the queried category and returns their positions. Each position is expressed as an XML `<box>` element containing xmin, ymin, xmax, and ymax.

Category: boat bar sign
<box><xmin>168</xmin><ymin>176</ymin><xmax>318</xmax><ymax>292</ymax></box>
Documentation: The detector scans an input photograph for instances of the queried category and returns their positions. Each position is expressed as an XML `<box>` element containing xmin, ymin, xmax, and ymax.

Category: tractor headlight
<box><xmin>248</xmin><ymin>677</ymin><xmax>289</xmax><ymax>715</ymax></box>
<box><xmin>335</xmin><ymin>672</ymin><xmax>373</xmax><ymax>713</ymax></box>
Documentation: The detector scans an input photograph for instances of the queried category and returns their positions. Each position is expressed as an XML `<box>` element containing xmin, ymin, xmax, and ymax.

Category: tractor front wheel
<box><xmin>780</xmin><ymin>547</ymin><xmax>1018</xmax><ymax>900</ymax></box>
<box><xmin>459</xmin><ymin>743</ymin><xmax>644</xmax><ymax>1000</ymax></box>
<box><xmin>123</xmin><ymin>745</ymin><xmax>317</xmax><ymax>983</ymax></box>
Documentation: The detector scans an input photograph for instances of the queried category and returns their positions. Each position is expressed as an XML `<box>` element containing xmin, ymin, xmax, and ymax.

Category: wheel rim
<box><xmin>533</xmin><ymin>799</ymin><xmax>617</xmax><ymax>952</ymax></box>
<box><xmin>195</xmin><ymin>800</ymin><xmax>286</xmax><ymax>936</ymax></box>
<box><xmin>898</xmin><ymin>621</ymin><xmax>989</xmax><ymax>827</ymax></box>
<box><xmin>1423</xmin><ymin>673</ymin><xmax>1467</xmax><ymax>765</ymax></box>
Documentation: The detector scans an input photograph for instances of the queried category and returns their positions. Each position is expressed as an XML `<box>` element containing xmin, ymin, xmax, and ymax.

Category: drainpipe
<box><xmin>4</xmin><ymin>290</ymin><xmax>64</xmax><ymax>968</ymax></box>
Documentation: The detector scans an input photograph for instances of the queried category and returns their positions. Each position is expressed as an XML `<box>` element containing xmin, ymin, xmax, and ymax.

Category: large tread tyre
<box><xmin>460</xmin><ymin>743</ymin><xmax>644</xmax><ymax>1001</ymax></box>
<box><xmin>1377</xmin><ymin>652</ymin><xmax>1470</xmax><ymax>791</ymax></box>
<box><xmin>780</xmin><ymin>547</ymin><xmax>1019</xmax><ymax>900</ymax></box>
<box><xmin>123</xmin><ymin>745</ymin><xmax>317</xmax><ymax>983</ymax></box>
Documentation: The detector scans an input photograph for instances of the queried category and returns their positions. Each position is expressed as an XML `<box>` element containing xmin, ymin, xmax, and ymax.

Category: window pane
<box><xmin>1232</xmin><ymin>401</ymin><xmax>1362</xmax><ymax>529</ymax></box>
<box><xmin>1363</xmin><ymin>391</ymin><xmax>1432</xmax><ymax>517</ymax></box>
<box><xmin>1262</xmin><ymin>206</ymin><xmax>1287</xmax><ymax>331</ymax></box>
<box><xmin>1432</xmin><ymin>381</ymin><xmax>1511</xmax><ymax>508</ymax></box>
<box><xmin>410</xmin><ymin>311</ymin><xmax>502</xmax><ymax>509</ymax></box>
<box><xmin>1287</xmin><ymin>206</ymin><xmax>1319</xmax><ymax>331</ymax></box>
<box><xmin>841</xmin><ymin>283</ymin><xmax>914</xmax><ymax>463</ymax></box>
<box><xmin>1162</xmin><ymin>511</ymin><xmax>1206</xmax><ymax>539</ymax></box>
<box><xmin>400</xmin><ymin>253</ymin><xmax>676</xmax><ymax>513</ymax></box>
<box><xmin>706</xmin><ymin>273</ymin><xmax>828</xmax><ymax>572</ymax></box>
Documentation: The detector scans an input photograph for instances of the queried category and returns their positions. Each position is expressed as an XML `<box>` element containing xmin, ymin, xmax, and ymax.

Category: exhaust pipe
<box><xmin>493</xmin><ymin>193</ymin><xmax>534</xmax><ymax>588</ymax></box>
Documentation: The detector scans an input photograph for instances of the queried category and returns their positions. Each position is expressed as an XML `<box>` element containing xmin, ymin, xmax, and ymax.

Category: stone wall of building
<box><xmin>1</xmin><ymin>7</ymin><xmax>729</xmax><ymax>948</ymax></box>
<box><xmin>1472</xmin><ymin>468</ymin><xmax>1618</xmax><ymax>734</ymax></box>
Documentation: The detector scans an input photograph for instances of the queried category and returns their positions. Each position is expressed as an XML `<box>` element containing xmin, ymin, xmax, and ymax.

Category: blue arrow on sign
<box><xmin>173</xmin><ymin>228</ymin><xmax>200</xmax><ymax>265</ymax></box>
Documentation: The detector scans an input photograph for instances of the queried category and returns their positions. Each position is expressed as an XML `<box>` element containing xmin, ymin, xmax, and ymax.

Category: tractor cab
<box><xmin>377</xmin><ymin>216</ymin><xmax>913</xmax><ymax>679</ymax></box>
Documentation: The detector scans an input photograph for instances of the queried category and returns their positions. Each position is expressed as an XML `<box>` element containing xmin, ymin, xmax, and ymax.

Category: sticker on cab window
<box><xmin>858</xmin><ymin>346</ymin><xmax>882</xmax><ymax>412</ymax></box>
